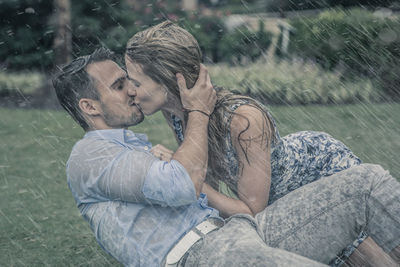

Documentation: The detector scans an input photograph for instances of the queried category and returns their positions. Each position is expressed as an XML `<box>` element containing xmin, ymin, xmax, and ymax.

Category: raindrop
<box><xmin>379</xmin><ymin>29</ymin><xmax>397</xmax><ymax>44</ymax></box>
<box><xmin>25</xmin><ymin>7</ymin><xmax>35</xmax><ymax>14</ymax></box>
<box><xmin>328</xmin><ymin>35</ymin><xmax>344</xmax><ymax>51</ymax></box>
<box><xmin>44</xmin><ymin>30</ymin><xmax>54</xmax><ymax>36</ymax></box>
<box><xmin>373</xmin><ymin>8</ymin><xmax>392</xmax><ymax>18</ymax></box>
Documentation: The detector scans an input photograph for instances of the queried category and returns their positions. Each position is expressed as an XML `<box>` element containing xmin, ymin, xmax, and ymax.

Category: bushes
<box><xmin>71</xmin><ymin>0</ymin><xmax>138</xmax><ymax>57</ymax></box>
<box><xmin>180</xmin><ymin>16</ymin><xmax>272</xmax><ymax>63</ymax></box>
<box><xmin>0</xmin><ymin>0</ymin><xmax>138</xmax><ymax>70</ymax></box>
<box><xmin>288</xmin><ymin>8</ymin><xmax>400</xmax><ymax>99</ymax></box>
<box><xmin>0</xmin><ymin>0</ymin><xmax>273</xmax><ymax>70</ymax></box>
<box><xmin>0</xmin><ymin>71</ymin><xmax>44</xmax><ymax>96</ymax></box>
<box><xmin>219</xmin><ymin>21</ymin><xmax>273</xmax><ymax>64</ymax></box>
<box><xmin>0</xmin><ymin>60</ymin><xmax>384</xmax><ymax>106</ymax></box>
<box><xmin>208</xmin><ymin>60</ymin><xmax>382</xmax><ymax>105</ymax></box>
<box><xmin>179</xmin><ymin>15</ymin><xmax>225</xmax><ymax>62</ymax></box>
<box><xmin>264</xmin><ymin>0</ymin><xmax>397</xmax><ymax>12</ymax></box>
<box><xmin>0</xmin><ymin>0</ymin><xmax>54</xmax><ymax>70</ymax></box>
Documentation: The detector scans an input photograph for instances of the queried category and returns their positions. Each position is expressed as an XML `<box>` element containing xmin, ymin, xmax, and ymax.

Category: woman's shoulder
<box><xmin>222</xmin><ymin>95</ymin><xmax>278</xmax><ymax>142</ymax></box>
<box><xmin>221</xmin><ymin>95</ymin><xmax>270</xmax><ymax>123</ymax></box>
<box><xmin>230</xmin><ymin>104</ymin><xmax>270</xmax><ymax>136</ymax></box>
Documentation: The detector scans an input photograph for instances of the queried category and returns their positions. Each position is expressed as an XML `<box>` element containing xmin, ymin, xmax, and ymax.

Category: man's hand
<box><xmin>150</xmin><ymin>144</ymin><xmax>174</xmax><ymax>162</ymax></box>
<box><xmin>177</xmin><ymin>64</ymin><xmax>217</xmax><ymax>116</ymax></box>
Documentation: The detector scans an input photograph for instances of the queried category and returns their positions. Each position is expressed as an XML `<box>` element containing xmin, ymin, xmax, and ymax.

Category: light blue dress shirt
<box><xmin>66</xmin><ymin>129</ymin><xmax>220</xmax><ymax>266</ymax></box>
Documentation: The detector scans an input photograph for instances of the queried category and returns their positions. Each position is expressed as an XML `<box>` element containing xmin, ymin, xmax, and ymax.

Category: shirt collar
<box><xmin>84</xmin><ymin>129</ymin><xmax>148</xmax><ymax>143</ymax></box>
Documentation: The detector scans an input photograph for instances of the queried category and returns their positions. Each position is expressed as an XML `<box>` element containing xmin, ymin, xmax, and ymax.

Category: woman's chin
<box><xmin>143</xmin><ymin>110</ymin><xmax>156</xmax><ymax>116</ymax></box>
<box><xmin>142</xmin><ymin>107</ymin><xmax>163</xmax><ymax>116</ymax></box>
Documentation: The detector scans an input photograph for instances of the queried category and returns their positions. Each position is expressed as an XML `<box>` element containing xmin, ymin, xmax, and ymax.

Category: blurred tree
<box><xmin>262</xmin><ymin>0</ymin><xmax>398</xmax><ymax>12</ymax></box>
<box><xmin>0</xmin><ymin>0</ymin><xmax>138</xmax><ymax>71</ymax></box>
<box><xmin>182</xmin><ymin>0</ymin><xmax>198</xmax><ymax>11</ymax></box>
<box><xmin>0</xmin><ymin>0</ymin><xmax>54</xmax><ymax>71</ymax></box>
<box><xmin>52</xmin><ymin>0</ymin><xmax>72</xmax><ymax>69</ymax></box>
<box><xmin>125</xmin><ymin>0</ymin><xmax>143</xmax><ymax>11</ymax></box>
<box><xmin>288</xmin><ymin>8</ymin><xmax>400</xmax><ymax>99</ymax></box>
<box><xmin>70</xmin><ymin>0</ymin><xmax>138</xmax><ymax>58</ymax></box>
<box><xmin>219</xmin><ymin>20</ymin><xmax>272</xmax><ymax>64</ymax></box>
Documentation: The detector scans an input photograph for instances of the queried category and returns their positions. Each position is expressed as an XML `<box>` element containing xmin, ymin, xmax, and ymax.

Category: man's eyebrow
<box><xmin>110</xmin><ymin>75</ymin><xmax>127</xmax><ymax>88</ymax></box>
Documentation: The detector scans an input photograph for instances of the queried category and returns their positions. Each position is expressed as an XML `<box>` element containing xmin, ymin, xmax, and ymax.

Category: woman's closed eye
<box><xmin>133</xmin><ymin>81</ymin><xmax>141</xmax><ymax>88</ymax></box>
<box><xmin>127</xmin><ymin>77</ymin><xmax>141</xmax><ymax>88</ymax></box>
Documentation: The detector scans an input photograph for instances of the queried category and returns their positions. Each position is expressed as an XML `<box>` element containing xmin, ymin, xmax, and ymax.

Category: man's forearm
<box><xmin>172</xmin><ymin>112</ymin><xmax>209</xmax><ymax>197</ymax></box>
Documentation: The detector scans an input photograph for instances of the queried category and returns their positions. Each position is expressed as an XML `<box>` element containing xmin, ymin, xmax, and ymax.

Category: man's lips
<box><xmin>129</xmin><ymin>100</ymin><xmax>142</xmax><ymax>111</ymax></box>
<box><xmin>128</xmin><ymin>99</ymin><xmax>137</xmax><ymax>106</ymax></box>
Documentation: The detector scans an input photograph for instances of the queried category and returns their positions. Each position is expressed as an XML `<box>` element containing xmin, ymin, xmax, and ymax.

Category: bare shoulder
<box><xmin>230</xmin><ymin>104</ymin><xmax>270</xmax><ymax>139</ymax></box>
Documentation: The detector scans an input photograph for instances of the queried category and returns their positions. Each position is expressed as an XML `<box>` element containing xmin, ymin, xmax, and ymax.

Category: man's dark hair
<box><xmin>52</xmin><ymin>47</ymin><xmax>115</xmax><ymax>130</ymax></box>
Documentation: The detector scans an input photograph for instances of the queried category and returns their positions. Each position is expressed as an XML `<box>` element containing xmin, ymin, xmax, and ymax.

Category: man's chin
<box><xmin>132</xmin><ymin>112</ymin><xmax>145</xmax><ymax>125</ymax></box>
<box><xmin>135</xmin><ymin>114</ymin><xmax>145</xmax><ymax>125</ymax></box>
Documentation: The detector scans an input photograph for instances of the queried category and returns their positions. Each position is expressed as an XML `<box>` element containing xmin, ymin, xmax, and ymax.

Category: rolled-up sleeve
<box><xmin>68</xmin><ymin>140</ymin><xmax>158</xmax><ymax>204</ymax></box>
<box><xmin>68</xmin><ymin>137</ymin><xmax>196</xmax><ymax>207</ymax></box>
<box><xmin>142</xmin><ymin>159</ymin><xmax>197</xmax><ymax>207</ymax></box>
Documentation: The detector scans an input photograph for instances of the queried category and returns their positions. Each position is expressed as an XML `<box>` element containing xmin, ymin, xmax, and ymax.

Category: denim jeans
<box><xmin>255</xmin><ymin>164</ymin><xmax>400</xmax><ymax>263</ymax></box>
<box><xmin>180</xmin><ymin>214</ymin><xmax>325</xmax><ymax>266</ymax></box>
<box><xmin>180</xmin><ymin>164</ymin><xmax>400</xmax><ymax>266</ymax></box>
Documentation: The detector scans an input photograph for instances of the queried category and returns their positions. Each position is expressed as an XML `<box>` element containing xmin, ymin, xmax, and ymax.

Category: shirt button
<box><xmin>144</xmin><ymin>146</ymin><xmax>149</xmax><ymax>151</ymax></box>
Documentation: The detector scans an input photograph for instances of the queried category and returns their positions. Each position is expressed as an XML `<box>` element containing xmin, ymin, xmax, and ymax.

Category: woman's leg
<box><xmin>255</xmin><ymin>164</ymin><xmax>400</xmax><ymax>264</ymax></box>
<box><xmin>346</xmin><ymin>237</ymin><xmax>398</xmax><ymax>267</ymax></box>
<box><xmin>389</xmin><ymin>245</ymin><xmax>400</xmax><ymax>263</ymax></box>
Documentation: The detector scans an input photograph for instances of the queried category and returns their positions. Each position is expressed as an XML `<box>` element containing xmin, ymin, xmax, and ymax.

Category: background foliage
<box><xmin>263</xmin><ymin>0</ymin><xmax>398</xmax><ymax>12</ymax></box>
<box><xmin>288</xmin><ymin>8</ymin><xmax>400</xmax><ymax>99</ymax></box>
<box><xmin>0</xmin><ymin>0</ymin><xmax>54</xmax><ymax>70</ymax></box>
<box><xmin>209</xmin><ymin>60</ymin><xmax>382</xmax><ymax>105</ymax></box>
<box><xmin>0</xmin><ymin>0</ymin><xmax>273</xmax><ymax>70</ymax></box>
<box><xmin>0</xmin><ymin>0</ymin><xmax>139</xmax><ymax>70</ymax></box>
<box><xmin>1</xmin><ymin>2</ymin><xmax>399</xmax><ymax>102</ymax></box>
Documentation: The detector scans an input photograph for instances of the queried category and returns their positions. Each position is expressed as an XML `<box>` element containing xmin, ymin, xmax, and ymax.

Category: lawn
<box><xmin>1</xmin><ymin>103</ymin><xmax>399</xmax><ymax>266</ymax></box>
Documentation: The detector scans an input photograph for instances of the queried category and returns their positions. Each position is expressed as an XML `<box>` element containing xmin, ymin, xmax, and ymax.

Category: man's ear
<box><xmin>79</xmin><ymin>98</ymin><xmax>101</xmax><ymax>116</ymax></box>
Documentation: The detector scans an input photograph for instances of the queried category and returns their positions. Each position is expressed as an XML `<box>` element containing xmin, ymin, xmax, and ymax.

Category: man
<box><xmin>53</xmin><ymin>48</ymin><xmax>400</xmax><ymax>266</ymax></box>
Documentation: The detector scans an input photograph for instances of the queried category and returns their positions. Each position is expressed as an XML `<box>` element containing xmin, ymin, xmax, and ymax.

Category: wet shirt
<box><xmin>66</xmin><ymin>129</ymin><xmax>219</xmax><ymax>266</ymax></box>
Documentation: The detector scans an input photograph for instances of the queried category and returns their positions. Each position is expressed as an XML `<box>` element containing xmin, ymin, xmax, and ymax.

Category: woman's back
<box><xmin>168</xmin><ymin>94</ymin><xmax>361</xmax><ymax>204</ymax></box>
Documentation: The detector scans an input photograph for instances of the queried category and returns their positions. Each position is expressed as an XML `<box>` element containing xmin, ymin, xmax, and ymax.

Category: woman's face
<box><xmin>125</xmin><ymin>55</ymin><xmax>168</xmax><ymax>116</ymax></box>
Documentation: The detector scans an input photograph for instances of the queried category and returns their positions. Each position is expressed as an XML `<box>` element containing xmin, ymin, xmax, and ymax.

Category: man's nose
<box><xmin>127</xmin><ymin>85</ymin><xmax>136</xmax><ymax>97</ymax></box>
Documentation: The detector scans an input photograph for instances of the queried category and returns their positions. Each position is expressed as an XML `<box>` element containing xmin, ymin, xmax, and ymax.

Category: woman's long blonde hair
<box><xmin>126</xmin><ymin>21</ymin><xmax>274</xmax><ymax>191</ymax></box>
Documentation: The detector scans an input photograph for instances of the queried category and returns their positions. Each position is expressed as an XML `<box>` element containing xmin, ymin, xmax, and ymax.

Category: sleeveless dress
<box><xmin>171</xmin><ymin>99</ymin><xmax>365</xmax><ymax>266</ymax></box>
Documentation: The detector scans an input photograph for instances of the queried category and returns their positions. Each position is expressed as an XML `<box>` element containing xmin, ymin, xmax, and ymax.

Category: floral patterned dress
<box><xmin>171</xmin><ymin>99</ymin><xmax>365</xmax><ymax>266</ymax></box>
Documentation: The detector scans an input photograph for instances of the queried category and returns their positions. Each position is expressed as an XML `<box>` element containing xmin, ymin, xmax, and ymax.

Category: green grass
<box><xmin>1</xmin><ymin>103</ymin><xmax>399</xmax><ymax>265</ymax></box>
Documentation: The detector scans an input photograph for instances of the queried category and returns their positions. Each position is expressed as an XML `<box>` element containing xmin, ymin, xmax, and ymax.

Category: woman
<box><xmin>124</xmin><ymin>21</ymin><xmax>387</xmax><ymax>266</ymax></box>
<box><xmin>125</xmin><ymin>21</ymin><xmax>362</xmax><ymax>215</ymax></box>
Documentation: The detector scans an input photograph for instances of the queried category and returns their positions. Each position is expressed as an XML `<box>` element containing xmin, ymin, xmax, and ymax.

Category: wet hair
<box><xmin>126</xmin><ymin>21</ymin><xmax>275</xmax><ymax>191</ymax></box>
<box><xmin>52</xmin><ymin>47</ymin><xmax>115</xmax><ymax>131</ymax></box>
<box><xmin>126</xmin><ymin>21</ymin><xmax>201</xmax><ymax>95</ymax></box>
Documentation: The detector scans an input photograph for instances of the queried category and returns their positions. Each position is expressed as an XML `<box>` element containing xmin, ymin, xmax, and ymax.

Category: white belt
<box><xmin>165</xmin><ymin>219</ymin><xmax>222</xmax><ymax>266</ymax></box>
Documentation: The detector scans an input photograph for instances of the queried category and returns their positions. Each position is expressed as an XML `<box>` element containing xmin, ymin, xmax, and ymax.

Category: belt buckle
<box><xmin>195</xmin><ymin>220</ymin><xmax>219</xmax><ymax>235</ymax></box>
<box><xmin>165</xmin><ymin>218</ymin><xmax>222</xmax><ymax>266</ymax></box>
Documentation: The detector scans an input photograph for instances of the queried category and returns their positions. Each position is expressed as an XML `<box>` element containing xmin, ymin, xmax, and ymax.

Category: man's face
<box><xmin>86</xmin><ymin>60</ymin><xmax>144</xmax><ymax>128</ymax></box>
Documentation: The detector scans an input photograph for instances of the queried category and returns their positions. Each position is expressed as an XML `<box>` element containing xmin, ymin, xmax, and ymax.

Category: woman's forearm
<box><xmin>202</xmin><ymin>183</ymin><xmax>254</xmax><ymax>218</ymax></box>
